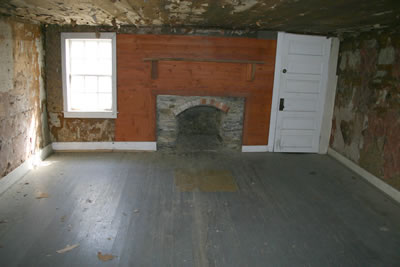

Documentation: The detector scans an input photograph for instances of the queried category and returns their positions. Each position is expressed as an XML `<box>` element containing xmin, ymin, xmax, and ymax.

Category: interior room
<box><xmin>0</xmin><ymin>0</ymin><xmax>399</xmax><ymax>265</ymax></box>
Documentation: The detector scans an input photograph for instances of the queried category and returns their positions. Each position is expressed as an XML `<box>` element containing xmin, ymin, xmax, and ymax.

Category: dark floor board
<box><xmin>0</xmin><ymin>152</ymin><xmax>399</xmax><ymax>266</ymax></box>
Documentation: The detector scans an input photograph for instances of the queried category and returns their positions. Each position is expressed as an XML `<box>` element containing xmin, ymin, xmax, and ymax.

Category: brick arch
<box><xmin>172</xmin><ymin>98</ymin><xmax>230</xmax><ymax>116</ymax></box>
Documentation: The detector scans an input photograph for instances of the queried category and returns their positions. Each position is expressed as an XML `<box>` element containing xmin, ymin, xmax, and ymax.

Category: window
<box><xmin>61</xmin><ymin>32</ymin><xmax>117</xmax><ymax>118</ymax></box>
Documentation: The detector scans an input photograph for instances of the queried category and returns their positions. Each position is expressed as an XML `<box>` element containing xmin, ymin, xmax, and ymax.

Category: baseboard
<box><xmin>52</xmin><ymin>142</ymin><xmax>157</xmax><ymax>151</ymax></box>
<box><xmin>0</xmin><ymin>144</ymin><xmax>53</xmax><ymax>196</ymax></box>
<box><xmin>328</xmin><ymin>148</ymin><xmax>400</xmax><ymax>203</ymax></box>
<box><xmin>242</xmin><ymin>145</ymin><xmax>270</xmax><ymax>152</ymax></box>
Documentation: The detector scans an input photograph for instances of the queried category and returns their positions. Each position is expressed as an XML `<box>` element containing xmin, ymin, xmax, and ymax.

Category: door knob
<box><xmin>282</xmin><ymin>69</ymin><xmax>287</xmax><ymax>73</ymax></box>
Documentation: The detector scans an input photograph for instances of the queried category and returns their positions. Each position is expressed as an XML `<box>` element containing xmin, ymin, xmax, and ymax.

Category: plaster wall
<box><xmin>0</xmin><ymin>16</ymin><xmax>49</xmax><ymax>177</ymax></box>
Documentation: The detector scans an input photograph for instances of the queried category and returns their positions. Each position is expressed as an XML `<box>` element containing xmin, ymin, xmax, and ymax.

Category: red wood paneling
<box><xmin>116</xmin><ymin>34</ymin><xmax>277</xmax><ymax>145</ymax></box>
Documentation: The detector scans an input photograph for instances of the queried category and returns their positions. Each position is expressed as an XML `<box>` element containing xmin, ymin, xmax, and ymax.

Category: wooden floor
<box><xmin>0</xmin><ymin>152</ymin><xmax>399</xmax><ymax>266</ymax></box>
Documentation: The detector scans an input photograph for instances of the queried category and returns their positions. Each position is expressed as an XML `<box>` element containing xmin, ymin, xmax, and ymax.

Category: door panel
<box><xmin>280</xmin><ymin>133</ymin><xmax>314</xmax><ymax>148</ymax></box>
<box><xmin>288</xmin><ymin>40</ymin><xmax>325</xmax><ymax>56</ymax></box>
<box><xmin>285</xmin><ymin>76</ymin><xmax>321</xmax><ymax>94</ymax></box>
<box><xmin>287</xmin><ymin>55</ymin><xmax>324</xmax><ymax>74</ymax></box>
<box><xmin>283</xmin><ymin>96</ymin><xmax>318</xmax><ymax>112</ymax></box>
<box><xmin>274</xmin><ymin>33</ymin><xmax>331</xmax><ymax>153</ymax></box>
<box><xmin>281</xmin><ymin>116</ymin><xmax>317</xmax><ymax>130</ymax></box>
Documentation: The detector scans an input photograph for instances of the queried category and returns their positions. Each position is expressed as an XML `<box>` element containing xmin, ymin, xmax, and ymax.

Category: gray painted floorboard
<box><xmin>0</xmin><ymin>152</ymin><xmax>399</xmax><ymax>266</ymax></box>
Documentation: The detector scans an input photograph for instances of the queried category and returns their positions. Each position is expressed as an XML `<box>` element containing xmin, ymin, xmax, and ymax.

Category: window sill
<box><xmin>63</xmin><ymin>111</ymin><xmax>117</xmax><ymax>119</ymax></box>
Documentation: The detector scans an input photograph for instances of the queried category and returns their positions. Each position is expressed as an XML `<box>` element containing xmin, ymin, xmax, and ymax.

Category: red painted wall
<box><xmin>116</xmin><ymin>34</ymin><xmax>276</xmax><ymax>145</ymax></box>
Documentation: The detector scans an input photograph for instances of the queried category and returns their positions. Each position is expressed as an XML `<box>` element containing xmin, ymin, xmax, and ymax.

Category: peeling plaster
<box><xmin>0</xmin><ymin>17</ymin><xmax>48</xmax><ymax>178</ymax></box>
<box><xmin>1</xmin><ymin>0</ymin><xmax>399</xmax><ymax>34</ymax></box>
<box><xmin>230</xmin><ymin>0</ymin><xmax>259</xmax><ymax>13</ymax></box>
<box><xmin>0</xmin><ymin>20</ymin><xmax>13</xmax><ymax>93</ymax></box>
<box><xmin>48</xmin><ymin>112</ymin><xmax>115</xmax><ymax>142</ymax></box>
<box><xmin>378</xmin><ymin>46</ymin><xmax>395</xmax><ymax>65</ymax></box>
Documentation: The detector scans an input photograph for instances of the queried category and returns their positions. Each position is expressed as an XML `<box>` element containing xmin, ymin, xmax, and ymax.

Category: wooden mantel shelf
<box><xmin>143</xmin><ymin>57</ymin><xmax>265</xmax><ymax>64</ymax></box>
<box><xmin>143</xmin><ymin>57</ymin><xmax>265</xmax><ymax>81</ymax></box>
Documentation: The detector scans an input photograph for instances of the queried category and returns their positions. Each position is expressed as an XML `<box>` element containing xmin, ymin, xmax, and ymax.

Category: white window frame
<box><xmin>61</xmin><ymin>32</ymin><xmax>117</xmax><ymax>118</ymax></box>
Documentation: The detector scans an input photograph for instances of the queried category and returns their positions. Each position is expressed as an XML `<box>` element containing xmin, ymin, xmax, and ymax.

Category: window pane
<box><xmin>70</xmin><ymin>76</ymin><xmax>84</xmax><ymax>93</ymax></box>
<box><xmin>98</xmin><ymin>93</ymin><xmax>112</xmax><ymax>110</ymax></box>
<box><xmin>70</xmin><ymin>93</ymin><xmax>86</xmax><ymax>110</ymax></box>
<box><xmin>70</xmin><ymin>59</ymin><xmax>85</xmax><ymax>74</ymax></box>
<box><xmin>70</xmin><ymin>40</ymin><xmax>84</xmax><ymax>59</ymax></box>
<box><xmin>85</xmin><ymin>76</ymin><xmax>98</xmax><ymax>93</ymax></box>
<box><xmin>98</xmin><ymin>76</ymin><xmax>112</xmax><ymax>93</ymax></box>
<box><xmin>71</xmin><ymin>93</ymin><xmax>98</xmax><ymax>111</ymax></box>
<box><xmin>97</xmin><ymin>59</ymin><xmax>112</xmax><ymax>75</ymax></box>
<box><xmin>85</xmin><ymin>40</ymin><xmax>98</xmax><ymax>59</ymax></box>
<box><xmin>98</xmin><ymin>41</ymin><xmax>112</xmax><ymax>59</ymax></box>
<box><xmin>77</xmin><ymin>93</ymin><xmax>98</xmax><ymax>111</ymax></box>
<box><xmin>84</xmin><ymin>59</ymin><xmax>110</xmax><ymax>75</ymax></box>
<box><xmin>84</xmin><ymin>59</ymin><xmax>98</xmax><ymax>75</ymax></box>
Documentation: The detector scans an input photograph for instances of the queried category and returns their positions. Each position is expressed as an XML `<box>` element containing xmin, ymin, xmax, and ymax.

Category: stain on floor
<box><xmin>174</xmin><ymin>169</ymin><xmax>238</xmax><ymax>192</ymax></box>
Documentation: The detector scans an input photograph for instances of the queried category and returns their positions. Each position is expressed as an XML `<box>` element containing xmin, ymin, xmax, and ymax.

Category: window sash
<box><xmin>69</xmin><ymin>74</ymin><xmax>112</xmax><ymax>111</ymax></box>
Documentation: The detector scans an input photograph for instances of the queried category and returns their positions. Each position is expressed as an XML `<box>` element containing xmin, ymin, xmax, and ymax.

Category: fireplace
<box><xmin>157</xmin><ymin>95</ymin><xmax>245</xmax><ymax>151</ymax></box>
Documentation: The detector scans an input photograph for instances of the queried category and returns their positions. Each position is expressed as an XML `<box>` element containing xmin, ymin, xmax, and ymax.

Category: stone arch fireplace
<box><xmin>157</xmin><ymin>95</ymin><xmax>245</xmax><ymax>151</ymax></box>
<box><xmin>172</xmin><ymin>98</ymin><xmax>230</xmax><ymax>116</ymax></box>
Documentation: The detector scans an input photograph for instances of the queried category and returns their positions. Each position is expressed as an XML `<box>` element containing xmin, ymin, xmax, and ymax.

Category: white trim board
<box><xmin>54</xmin><ymin>142</ymin><xmax>267</xmax><ymax>153</ymax></box>
<box><xmin>328</xmin><ymin>148</ymin><xmax>400</xmax><ymax>203</ymax></box>
<box><xmin>267</xmin><ymin>32</ymin><xmax>284</xmax><ymax>152</ymax></box>
<box><xmin>0</xmin><ymin>144</ymin><xmax>53</xmax><ymax>196</ymax></box>
<box><xmin>52</xmin><ymin>142</ymin><xmax>157</xmax><ymax>151</ymax></box>
<box><xmin>319</xmin><ymin>38</ymin><xmax>340</xmax><ymax>154</ymax></box>
<box><xmin>242</xmin><ymin>145</ymin><xmax>270</xmax><ymax>152</ymax></box>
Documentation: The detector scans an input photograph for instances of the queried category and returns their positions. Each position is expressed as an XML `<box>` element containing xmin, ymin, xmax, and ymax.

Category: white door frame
<box><xmin>319</xmin><ymin>37</ymin><xmax>340</xmax><ymax>154</ymax></box>
<box><xmin>267</xmin><ymin>32</ymin><xmax>340</xmax><ymax>153</ymax></box>
<box><xmin>267</xmin><ymin>32</ymin><xmax>285</xmax><ymax>152</ymax></box>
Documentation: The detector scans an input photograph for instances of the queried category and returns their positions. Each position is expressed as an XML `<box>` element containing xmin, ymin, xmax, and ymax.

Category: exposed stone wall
<box><xmin>330</xmin><ymin>30</ymin><xmax>400</xmax><ymax>190</ymax></box>
<box><xmin>0</xmin><ymin>16</ymin><xmax>49</xmax><ymax>177</ymax></box>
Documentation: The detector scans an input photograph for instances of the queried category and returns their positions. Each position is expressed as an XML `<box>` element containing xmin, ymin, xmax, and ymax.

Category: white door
<box><xmin>272</xmin><ymin>33</ymin><xmax>332</xmax><ymax>153</ymax></box>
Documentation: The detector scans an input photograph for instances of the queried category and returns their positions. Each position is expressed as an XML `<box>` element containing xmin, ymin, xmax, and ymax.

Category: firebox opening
<box><xmin>176</xmin><ymin>106</ymin><xmax>223</xmax><ymax>152</ymax></box>
<box><xmin>156</xmin><ymin>95</ymin><xmax>244</xmax><ymax>152</ymax></box>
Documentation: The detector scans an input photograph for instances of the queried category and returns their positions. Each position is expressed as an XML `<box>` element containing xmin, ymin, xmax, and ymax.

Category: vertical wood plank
<box><xmin>116</xmin><ymin>34</ymin><xmax>277</xmax><ymax>145</ymax></box>
<box><xmin>246</xmin><ymin>63</ymin><xmax>256</xmax><ymax>81</ymax></box>
<box><xmin>151</xmin><ymin>60</ymin><xmax>158</xmax><ymax>79</ymax></box>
